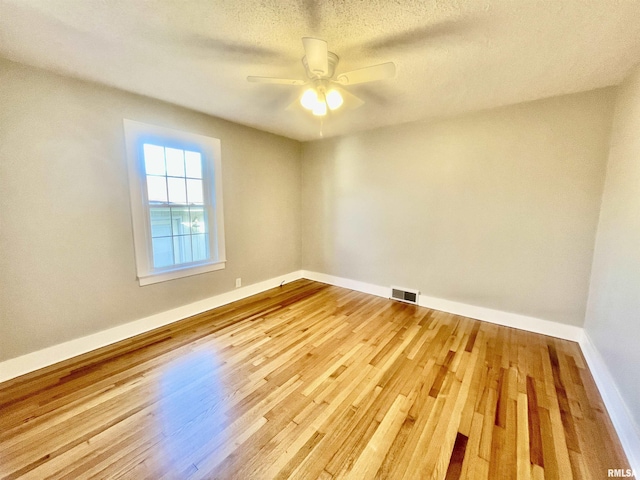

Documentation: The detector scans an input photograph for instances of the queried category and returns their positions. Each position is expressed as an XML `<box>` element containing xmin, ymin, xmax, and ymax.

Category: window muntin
<box><xmin>124</xmin><ymin>120</ymin><xmax>225</xmax><ymax>285</ymax></box>
<box><xmin>142</xmin><ymin>144</ymin><xmax>209</xmax><ymax>269</ymax></box>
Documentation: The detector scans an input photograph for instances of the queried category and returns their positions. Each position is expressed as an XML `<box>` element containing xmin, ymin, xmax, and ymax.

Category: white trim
<box><xmin>302</xmin><ymin>270</ymin><xmax>582</xmax><ymax>341</ymax></box>
<box><xmin>579</xmin><ymin>331</ymin><xmax>640</xmax><ymax>474</ymax></box>
<box><xmin>0</xmin><ymin>271</ymin><xmax>303</xmax><ymax>383</ymax></box>
<box><xmin>138</xmin><ymin>260</ymin><xmax>226</xmax><ymax>286</ymax></box>
<box><xmin>122</xmin><ymin>119</ymin><xmax>226</xmax><ymax>286</ymax></box>
<box><xmin>7</xmin><ymin>268</ymin><xmax>577</xmax><ymax>377</ymax></box>
<box><xmin>302</xmin><ymin>270</ymin><xmax>390</xmax><ymax>299</ymax></box>
<box><xmin>418</xmin><ymin>294</ymin><xmax>582</xmax><ymax>341</ymax></box>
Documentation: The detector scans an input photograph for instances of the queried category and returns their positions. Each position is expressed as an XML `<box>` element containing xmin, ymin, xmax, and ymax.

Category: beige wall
<box><xmin>301</xmin><ymin>90</ymin><xmax>615</xmax><ymax>326</ymax></box>
<box><xmin>0</xmin><ymin>59</ymin><xmax>301</xmax><ymax>361</ymax></box>
<box><xmin>0</xmin><ymin>56</ymin><xmax>622</xmax><ymax>364</ymax></box>
<box><xmin>585</xmin><ymin>66</ymin><xmax>640</xmax><ymax>432</ymax></box>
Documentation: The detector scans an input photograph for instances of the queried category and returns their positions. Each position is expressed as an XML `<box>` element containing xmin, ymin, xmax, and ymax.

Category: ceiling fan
<box><xmin>247</xmin><ymin>37</ymin><xmax>396</xmax><ymax>116</ymax></box>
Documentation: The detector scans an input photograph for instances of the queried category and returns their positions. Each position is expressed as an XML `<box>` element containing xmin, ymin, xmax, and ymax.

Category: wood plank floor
<box><xmin>0</xmin><ymin>279</ymin><xmax>632</xmax><ymax>479</ymax></box>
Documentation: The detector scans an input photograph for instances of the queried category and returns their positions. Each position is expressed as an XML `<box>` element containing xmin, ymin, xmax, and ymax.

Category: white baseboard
<box><xmin>418</xmin><ymin>294</ymin><xmax>583</xmax><ymax>341</ymax></box>
<box><xmin>0</xmin><ymin>271</ymin><xmax>303</xmax><ymax>384</ymax></box>
<box><xmin>302</xmin><ymin>270</ymin><xmax>390</xmax><ymax>299</ymax></box>
<box><xmin>302</xmin><ymin>270</ymin><xmax>582</xmax><ymax>341</ymax></box>
<box><xmin>579</xmin><ymin>332</ymin><xmax>640</xmax><ymax>474</ymax></box>
<box><xmin>5</xmin><ymin>269</ymin><xmax>579</xmax><ymax>383</ymax></box>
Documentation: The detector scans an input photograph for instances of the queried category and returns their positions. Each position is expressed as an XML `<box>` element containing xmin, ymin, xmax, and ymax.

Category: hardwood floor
<box><xmin>0</xmin><ymin>279</ymin><xmax>632</xmax><ymax>479</ymax></box>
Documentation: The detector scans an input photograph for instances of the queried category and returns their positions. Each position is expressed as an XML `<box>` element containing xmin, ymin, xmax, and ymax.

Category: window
<box><xmin>123</xmin><ymin>120</ymin><xmax>225</xmax><ymax>285</ymax></box>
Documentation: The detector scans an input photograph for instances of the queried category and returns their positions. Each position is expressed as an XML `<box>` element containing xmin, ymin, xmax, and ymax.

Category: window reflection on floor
<box><xmin>158</xmin><ymin>351</ymin><xmax>225</xmax><ymax>470</ymax></box>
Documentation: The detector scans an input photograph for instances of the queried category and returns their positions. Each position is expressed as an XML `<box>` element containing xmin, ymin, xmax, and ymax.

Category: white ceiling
<box><xmin>2</xmin><ymin>1</ymin><xmax>640</xmax><ymax>141</ymax></box>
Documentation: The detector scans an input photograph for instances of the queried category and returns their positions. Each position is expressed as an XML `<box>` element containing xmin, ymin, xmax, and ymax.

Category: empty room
<box><xmin>1</xmin><ymin>1</ymin><xmax>639</xmax><ymax>479</ymax></box>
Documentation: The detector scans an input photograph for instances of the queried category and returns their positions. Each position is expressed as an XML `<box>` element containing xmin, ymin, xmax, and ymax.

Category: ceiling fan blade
<box><xmin>332</xmin><ymin>86</ymin><xmax>364</xmax><ymax>110</ymax></box>
<box><xmin>302</xmin><ymin>37</ymin><xmax>329</xmax><ymax>76</ymax></box>
<box><xmin>285</xmin><ymin>97</ymin><xmax>302</xmax><ymax>112</ymax></box>
<box><xmin>247</xmin><ymin>76</ymin><xmax>307</xmax><ymax>86</ymax></box>
<box><xmin>335</xmin><ymin>62</ymin><xmax>396</xmax><ymax>85</ymax></box>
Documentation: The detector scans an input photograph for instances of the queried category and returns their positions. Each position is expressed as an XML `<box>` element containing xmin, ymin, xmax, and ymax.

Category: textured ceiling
<box><xmin>2</xmin><ymin>1</ymin><xmax>640</xmax><ymax>141</ymax></box>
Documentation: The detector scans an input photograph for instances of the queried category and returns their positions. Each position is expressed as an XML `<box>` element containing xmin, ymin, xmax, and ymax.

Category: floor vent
<box><xmin>390</xmin><ymin>286</ymin><xmax>420</xmax><ymax>305</ymax></box>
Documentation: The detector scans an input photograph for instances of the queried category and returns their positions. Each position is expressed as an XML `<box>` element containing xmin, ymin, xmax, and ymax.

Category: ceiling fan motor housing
<box><xmin>302</xmin><ymin>51</ymin><xmax>339</xmax><ymax>79</ymax></box>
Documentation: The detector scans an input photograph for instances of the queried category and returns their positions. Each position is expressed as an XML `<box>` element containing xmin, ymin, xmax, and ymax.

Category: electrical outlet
<box><xmin>235</xmin><ymin>278</ymin><xmax>242</xmax><ymax>288</ymax></box>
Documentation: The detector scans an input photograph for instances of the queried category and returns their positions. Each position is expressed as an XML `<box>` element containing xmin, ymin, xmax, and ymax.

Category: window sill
<box><xmin>137</xmin><ymin>260</ymin><xmax>226</xmax><ymax>286</ymax></box>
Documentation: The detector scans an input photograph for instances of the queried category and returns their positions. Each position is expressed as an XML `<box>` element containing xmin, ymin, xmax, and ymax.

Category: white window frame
<box><xmin>123</xmin><ymin>119</ymin><xmax>226</xmax><ymax>286</ymax></box>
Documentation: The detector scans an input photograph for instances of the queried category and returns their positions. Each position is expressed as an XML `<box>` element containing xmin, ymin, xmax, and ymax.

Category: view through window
<box><xmin>143</xmin><ymin>144</ymin><xmax>209</xmax><ymax>268</ymax></box>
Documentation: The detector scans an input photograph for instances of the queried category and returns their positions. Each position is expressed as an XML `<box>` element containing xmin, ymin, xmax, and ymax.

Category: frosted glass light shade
<box><xmin>326</xmin><ymin>89</ymin><xmax>343</xmax><ymax>110</ymax></box>
<box><xmin>312</xmin><ymin>100</ymin><xmax>327</xmax><ymax>116</ymax></box>
<box><xmin>300</xmin><ymin>89</ymin><xmax>318</xmax><ymax>110</ymax></box>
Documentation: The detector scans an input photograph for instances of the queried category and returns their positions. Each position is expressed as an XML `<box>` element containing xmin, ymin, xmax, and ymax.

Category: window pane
<box><xmin>173</xmin><ymin>235</ymin><xmax>193</xmax><ymax>264</ymax></box>
<box><xmin>187</xmin><ymin>179</ymin><xmax>203</xmax><ymax>204</ymax></box>
<box><xmin>167</xmin><ymin>177</ymin><xmax>187</xmax><ymax>204</ymax></box>
<box><xmin>189</xmin><ymin>207</ymin><xmax>207</xmax><ymax>234</ymax></box>
<box><xmin>147</xmin><ymin>176</ymin><xmax>168</xmax><ymax>203</ymax></box>
<box><xmin>166</xmin><ymin>147</ymin><xmax>185</xmax><ymax>177</ymax></box>
<box><xmin>150</xmin><ymin>208</ymin><xmax>172</xmax><ymax>237</ymax></box>
<box><xmin>170</xmin><ymin>207</ymin><xmax>190</xmax><ymax>236</ymax></box>
<box><xmin>192</xmin><ymin>234</ymin><xmax>209</xmax><ymax>262</ymax></box>
<box><xmin>144</xmin><ymin>144</ymin><xmax>166</xmax><ymax>175</ymax></box>
<box><xmin>152</xmin><ymin>237</ymin><xmax>173</xmax><ymax>268</ymax></box>
<box><xmin>185</xmin><ymin>151</ymin><xmax>202</xmax><ymax>178</ymax></box>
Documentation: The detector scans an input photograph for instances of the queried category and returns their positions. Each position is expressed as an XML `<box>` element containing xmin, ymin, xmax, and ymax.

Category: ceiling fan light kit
<box><xmin>325</xmin><ymin>89</ymin><xmax>343</xmax><ymax>110</ymax></box>
<box><xmin>247</xmin><ymin>37</ymin><xmax>396</xmax><ymax>118</ymax></box>
<box><xmin>301</xmin><ymin>84</ymin><xmax>344</xmax><ymax>116</ymax></box>
<box><xmin>312</xmin><ymin>98</ymin><xmax>327</xmax><ymax>116</ymax></box>
<box><xmin>300</xmin><ymin>88</ymin><xmax>319</xmax><ymax>110</ymax></box>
